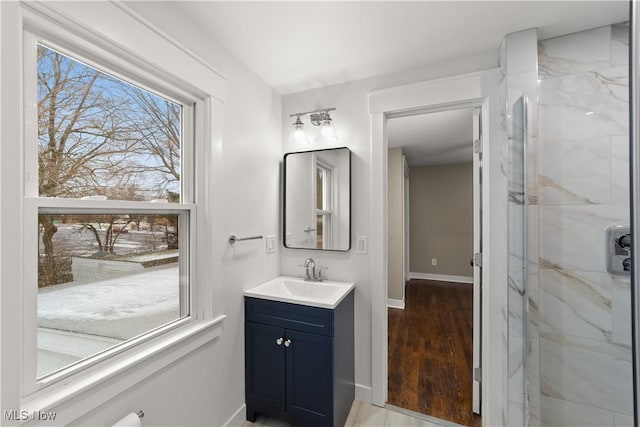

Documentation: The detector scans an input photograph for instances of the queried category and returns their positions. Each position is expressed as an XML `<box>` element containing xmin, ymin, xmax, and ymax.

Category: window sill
<box><xmin>20</xmin><ymin>315</ymin><xmax>226</xmax><ymax>425</ymax></box>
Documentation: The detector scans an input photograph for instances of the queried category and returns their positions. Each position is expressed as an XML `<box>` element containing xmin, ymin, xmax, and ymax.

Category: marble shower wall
<box><xmin>537</xmin><ymin>23</ymin><xmax>632</xmax><ymax>426</ymax></box>
<box><xmin>503</xmin><ymin>28</ymin><xmax>540</xmax><ymax>427</ymax></box>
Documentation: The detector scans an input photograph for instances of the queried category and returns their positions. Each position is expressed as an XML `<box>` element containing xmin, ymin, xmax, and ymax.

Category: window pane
<box><xmin>37</xmin><ymin>44</ymin><xmax>182</xmax><ymax>202</ymax></box>
<box><xmin>37</xmin><ymin>213</ymin><xmax>185</xmax><ymax>378</ymax></box>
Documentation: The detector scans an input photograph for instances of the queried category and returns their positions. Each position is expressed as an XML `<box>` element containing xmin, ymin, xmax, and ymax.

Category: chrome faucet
<box><xmin>304</xmin><ymin>257</ymin><xmax>316</xmax><ymax>280</ymax></box>
<box><xmin>303</xmin><ymin>257</ymin><xmax>324</xmax><ymax>281</ymax></box>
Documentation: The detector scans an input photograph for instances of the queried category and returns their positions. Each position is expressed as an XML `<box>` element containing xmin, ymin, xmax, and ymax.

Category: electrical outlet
<box><xmin>265</xmin><ymin>235</ymin><xmax>276</xmax><ymax>254</ymax></box>
<box><xmin>432</xmin><ymin>258</ymin><xmax>437</xmax><ymax>266</ymax></box>
<box><xmin>356</xmin><ymin>236</ymin><xmax>367</xmax><ymax>254</ymax></box>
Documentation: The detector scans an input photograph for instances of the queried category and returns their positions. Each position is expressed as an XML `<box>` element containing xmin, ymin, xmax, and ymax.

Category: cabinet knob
<box><xmin>276</xmin><ymin>337</ymin><xmax>284</xmax><ymax>346</ymax></box>
<box><xmin>284</xmin><ymin>339</ymin><xmax>292</xmax><ymax>347</ymax></box>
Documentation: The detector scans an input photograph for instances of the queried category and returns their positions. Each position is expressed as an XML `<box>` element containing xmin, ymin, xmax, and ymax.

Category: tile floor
<box><xmin>242</xmin><ymin>400</ymin><xmax>464</xmax><ymax>427</ymax></box>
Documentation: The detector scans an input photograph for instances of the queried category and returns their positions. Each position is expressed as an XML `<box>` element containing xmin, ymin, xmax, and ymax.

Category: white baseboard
<box><xmin>223</xmin><ymin>404</ymin><xmax>246</xmax><ymax>427</ymax></box>
<box><xmin>355</xmin><ymin>384</ymin><xmax>372</xmax><ymax>403</ymax></box>
<box><xmin>387</xmin><ymin>298</ymin><xmax>405</xmax><ymax>309</ymax></box>
<box><xmin>409</xmin><ymin>272</ymin><xmax>473</xmax><ymax>284</ymax></box>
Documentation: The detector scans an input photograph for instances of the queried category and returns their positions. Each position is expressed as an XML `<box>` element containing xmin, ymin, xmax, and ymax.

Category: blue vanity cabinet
<box><xmin>244</xmin><ymin>291</ymin><xmax>354</xmax><ymax>427</ymax></box>
<box><xmin>245</xmin><ymin>322</ymin><xmax>287</xmax><ymax>413</ymax></box>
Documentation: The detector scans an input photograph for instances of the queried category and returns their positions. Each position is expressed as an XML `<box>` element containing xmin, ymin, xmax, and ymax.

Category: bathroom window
<box><xmin>8</xmin><ymin>2</ymin><xmax>223</xmax><ymax>412</ymax></box>
<box><xmin>27</xmin><ymin>42</ymin><xmax>194</xmax><ymax>379</ymax></box>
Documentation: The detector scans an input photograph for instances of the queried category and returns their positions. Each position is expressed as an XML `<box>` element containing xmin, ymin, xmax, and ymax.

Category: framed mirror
<box><xmin>284</xmin><ymin>147</ymin><xmax>351</xmax><ymax>251</ymax></box>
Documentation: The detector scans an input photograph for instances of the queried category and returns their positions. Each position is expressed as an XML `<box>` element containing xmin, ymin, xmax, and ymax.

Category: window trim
<box><xmin>25</xmin><ymin>201</ymin><xmax>196</xmax><ymax>385</ymax></box>
<box><xmin>314</xmin><ymin>157</ymin><xmax>335</xmax><ymax>249</ymax></box>
<box><xmin>1</xmin><ymin>2</ymin><xmax>227</xmax><ymax>418</ymax></box>
<box><xmin>24</xmin><ymin>27</ymin><xmax>200</xmax><ymax>391</ymax></box>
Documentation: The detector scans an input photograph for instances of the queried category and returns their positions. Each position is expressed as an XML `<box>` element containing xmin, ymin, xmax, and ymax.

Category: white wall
<box><xmin>280</xmin><ymin>54</ymin><xmax>498</xmax><ymax>400</ymax></box>
<box><xmin>97</xmin><ymin>3</ymin><xmax>282</xmax><ymax>426</ymax></box>
<box><xmin>0</xmin><ymin>2</ymin><xmax>281</xmax><ymax>426</ymax></box>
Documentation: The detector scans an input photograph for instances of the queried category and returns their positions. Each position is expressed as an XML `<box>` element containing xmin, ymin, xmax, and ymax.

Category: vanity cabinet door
<box><xmin>285</xmin><ymin>329</ymin><xmax>333</xmax><ymax>426</ymax></box>
<box><xmin>245</xmin><ymin>322</ymin><xmax>286</xmax><ymax>413</ymax></box>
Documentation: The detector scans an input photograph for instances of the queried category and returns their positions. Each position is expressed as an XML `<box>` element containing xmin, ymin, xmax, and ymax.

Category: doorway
<box><xmin>385</xmin><ymin>108</ymin><xmax>481</xmax><ymax>426</ymax></box>
<box><xmin>369</xmin><ymin>70</ymin><xmax>503</xmax><ymax>426</ymax></box>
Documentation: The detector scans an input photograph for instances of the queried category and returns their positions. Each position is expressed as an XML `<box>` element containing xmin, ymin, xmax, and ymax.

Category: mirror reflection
<box><xmin>284</xmin><ymin>148</ymin><xmax>351</xmax><ymax>251</ymax></box>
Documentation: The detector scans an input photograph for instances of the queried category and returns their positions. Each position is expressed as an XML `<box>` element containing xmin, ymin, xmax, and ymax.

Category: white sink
<box><xmin>244</xmin><ymin>276</ymin><xmax>354</xmax><ymax>309</ymax></box>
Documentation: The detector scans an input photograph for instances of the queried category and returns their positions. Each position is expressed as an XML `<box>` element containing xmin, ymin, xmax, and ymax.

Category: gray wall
<box><xmin>387</xmin><ymin>147</ymin><xmax>404</xmax><ymax>300</ymax></box>
<box><xmin>409</xmin><ymin>162</ymin><xmax>473</xmax><ymax>277</ymax></box>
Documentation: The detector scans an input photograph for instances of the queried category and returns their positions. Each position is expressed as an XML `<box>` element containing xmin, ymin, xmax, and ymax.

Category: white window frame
<box><xmin>0</xmin><ymin>2</ymin><xmax>227</xmax><ymax>422</ymax></box>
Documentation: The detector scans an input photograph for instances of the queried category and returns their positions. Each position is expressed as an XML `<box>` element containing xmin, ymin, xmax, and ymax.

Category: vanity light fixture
<box><xmin>290</xmin><ymin>107</ymin><xmax>338</xmax><ymax>144</ymax></box>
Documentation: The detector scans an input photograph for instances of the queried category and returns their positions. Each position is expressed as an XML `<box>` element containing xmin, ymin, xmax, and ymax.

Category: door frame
<box><xmin>368</xmin><ymin>69</ymin><xmax>505</xmax><ymax>425</ymax></box>
<box><xmin>402</xmin><ymin>155</ymin><xmax>410</xmax><ymax>289</ymax></box>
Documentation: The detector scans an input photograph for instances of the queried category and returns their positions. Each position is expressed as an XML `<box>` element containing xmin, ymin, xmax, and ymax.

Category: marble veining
<box><xmin>611</xmin><ymin>135</ymin><xmax>630</xmax><ymax>205</ymax></box>
<box><xmin>537</xmin><ymin>22</ymin><xmax>632</xmax><ymax>427</ymax></box>
<box><xmin>541</xmin><ymin>395</ymin><xmax>615</xmax><ymax>427</ymax></box>
<box><xmin>539</xmin><ymin>204</ymin><xmax>629</xmax><ymax>272</ymax></box>
<box><xmin>611</xmin><ymin>277</ymin><xmax>632</xmax><ymax>346</ymax></box>
<box><xmin>540</xmin><ymin>332</ymin><xmax>632</xmax><ymax>414</ymax></box>
<box><xmin>538</xmin><ymin>73</ymin><xmax>628</xmax><ymax>140</ymax></box>
<box><xmin>539</xmin><ymin>268</ymin><xmax>612</xmax><ymax>340</ymax></box>
<box><xmin>539</xmin><ymin>26</ymin><xmax>611</xmax><ymax>74</ymax></box>
<box><xmin>539</xmin><ymin>137</ymin><xmax>611</xmax><ymax>205</ymax></box>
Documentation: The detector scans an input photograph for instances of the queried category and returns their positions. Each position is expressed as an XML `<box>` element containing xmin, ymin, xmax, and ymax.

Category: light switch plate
<box><xmin>266</xmin><ymin>235</ymin><xmax>276</xmax><ymax>254</ymax></box>
<box><xmin>356</xmin><ymin>236</ymin><xmax>367</xmax><ymax>254</ymax></box>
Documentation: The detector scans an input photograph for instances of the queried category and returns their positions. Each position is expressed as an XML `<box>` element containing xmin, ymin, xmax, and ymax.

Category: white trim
<box><xmin>24</xmin><ymin>316</ymin><xmax>225</xmax><ymax>426</ymax></box>
<box><xmin>387</xmin><ymin>299</ymin><xmax>405</xmax><ymax>309</ymax></box>
<box><xmin>1</xmin><ymin>1</ymin><xmax>227</xmax><ymax>421</ymax></box>
<box><xmin>368</xmin><ymin>69</ymin><xmax>504</xmax><ymax>425</ymax></box>
<box><xmin>355</xmin><ymin>384</ymin><xmax>373</xmax><ymax>404</ymax></box>
<box><xmin>111</xmin><ymin>2</ymin><xmax>226</xmax><ymax>83</ymax></box>
<box><xmin>22</xmin><ymin>1</ymin><xmax>226</xmax><ymax>102</ymax></box>
<box><xmin>409</xmin><ymin>272</ymin><xmax>473</xmax><ymax>284</ymax></box>
<box><xmin>369</xmin><ymin>111</ymin><xmax>387</xmax><ymax>407</ymax></box>
<box><xmin>222</xmin><ymin>404</ymin><xmax>247</xmax><ymax>427</ymax></box>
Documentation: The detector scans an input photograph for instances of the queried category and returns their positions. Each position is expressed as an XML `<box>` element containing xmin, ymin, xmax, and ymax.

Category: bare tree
<box><xmin>38</xmin><ymin>47</ymin><xmax>129</xmax><ymax>285</ymax></box>
<box><xmin>38</xmin><ymin>47</ymin><xmax>136</xmax><ymax>199</ymax></box>
<box><xmin>81</xmin><ymin>215</ymin><xmax>134</xmax><ymax>254</ymax></box>
<box><xmin>126</xmin><ymin>89</ymin><xmax>182</xmax><ymax>244</ymax></box>
<box><xmin>127</xmin><ymin>88</ymin><xmax>181</xmax><ymax>197</ymax></box>
<box><xmin>37</xmin><ymin>46</ymin><xmax>182</xmax><ymax>286</ymax></box>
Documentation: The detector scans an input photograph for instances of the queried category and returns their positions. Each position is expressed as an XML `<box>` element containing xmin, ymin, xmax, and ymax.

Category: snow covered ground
<box><xmin>37</xmin><ymin>263</ymin><xmax>181</xmax><ymax>376</ymax></box>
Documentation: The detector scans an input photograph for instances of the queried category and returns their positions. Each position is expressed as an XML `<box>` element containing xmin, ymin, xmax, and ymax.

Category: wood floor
<box><xmin>388</xmin><ymin>279</ymin><xmax>481</xmax><ymax>427</ymax></box>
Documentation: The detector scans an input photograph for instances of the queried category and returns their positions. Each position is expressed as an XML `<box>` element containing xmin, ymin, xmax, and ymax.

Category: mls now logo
<box><xmin>3</xmin><ymin>410</ymin><xmax>57</xmax><ymax>421</ymax></box>
<box><xmin>3</xmin><ymin>410</ymin><xmax>29</xmax><ymax>421</ymax></box>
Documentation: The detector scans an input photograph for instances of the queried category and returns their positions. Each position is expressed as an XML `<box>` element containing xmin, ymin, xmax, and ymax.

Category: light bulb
<box><xmin>291</xmin><ymin>116</ymin><xmax>309</xmax><ymax>145</ymax></box>
<box><xmin>321</xmin><ymin>117</ymin><xmax>338</xmax><ymax>143</ymax></box>
<box><xmin>294</xmin><ymin>126</ymin><xmax>309</xmax><ymax>145</ymax></box>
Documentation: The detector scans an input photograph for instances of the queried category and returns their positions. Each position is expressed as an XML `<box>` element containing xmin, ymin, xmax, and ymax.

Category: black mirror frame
<box><xmin>283</xmin><ymin>147</ymin><xmax>351</xmax><ymax>252</ymax></box>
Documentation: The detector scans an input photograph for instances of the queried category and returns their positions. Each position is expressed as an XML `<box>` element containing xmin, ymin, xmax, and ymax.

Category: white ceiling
<box><xmin>155</xmin><ymin>1</ymin><xmax>628</xmax><ymax>165</ymax></box>
<box><xmin>168</xmin><ymin>1</ymin><xmax>628</xmax><ymax>94</ymax></box>
<box><xmin>388</xmin><ymin>109</ymin><xmax>473</xmax><ymax>167</ymax></box>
